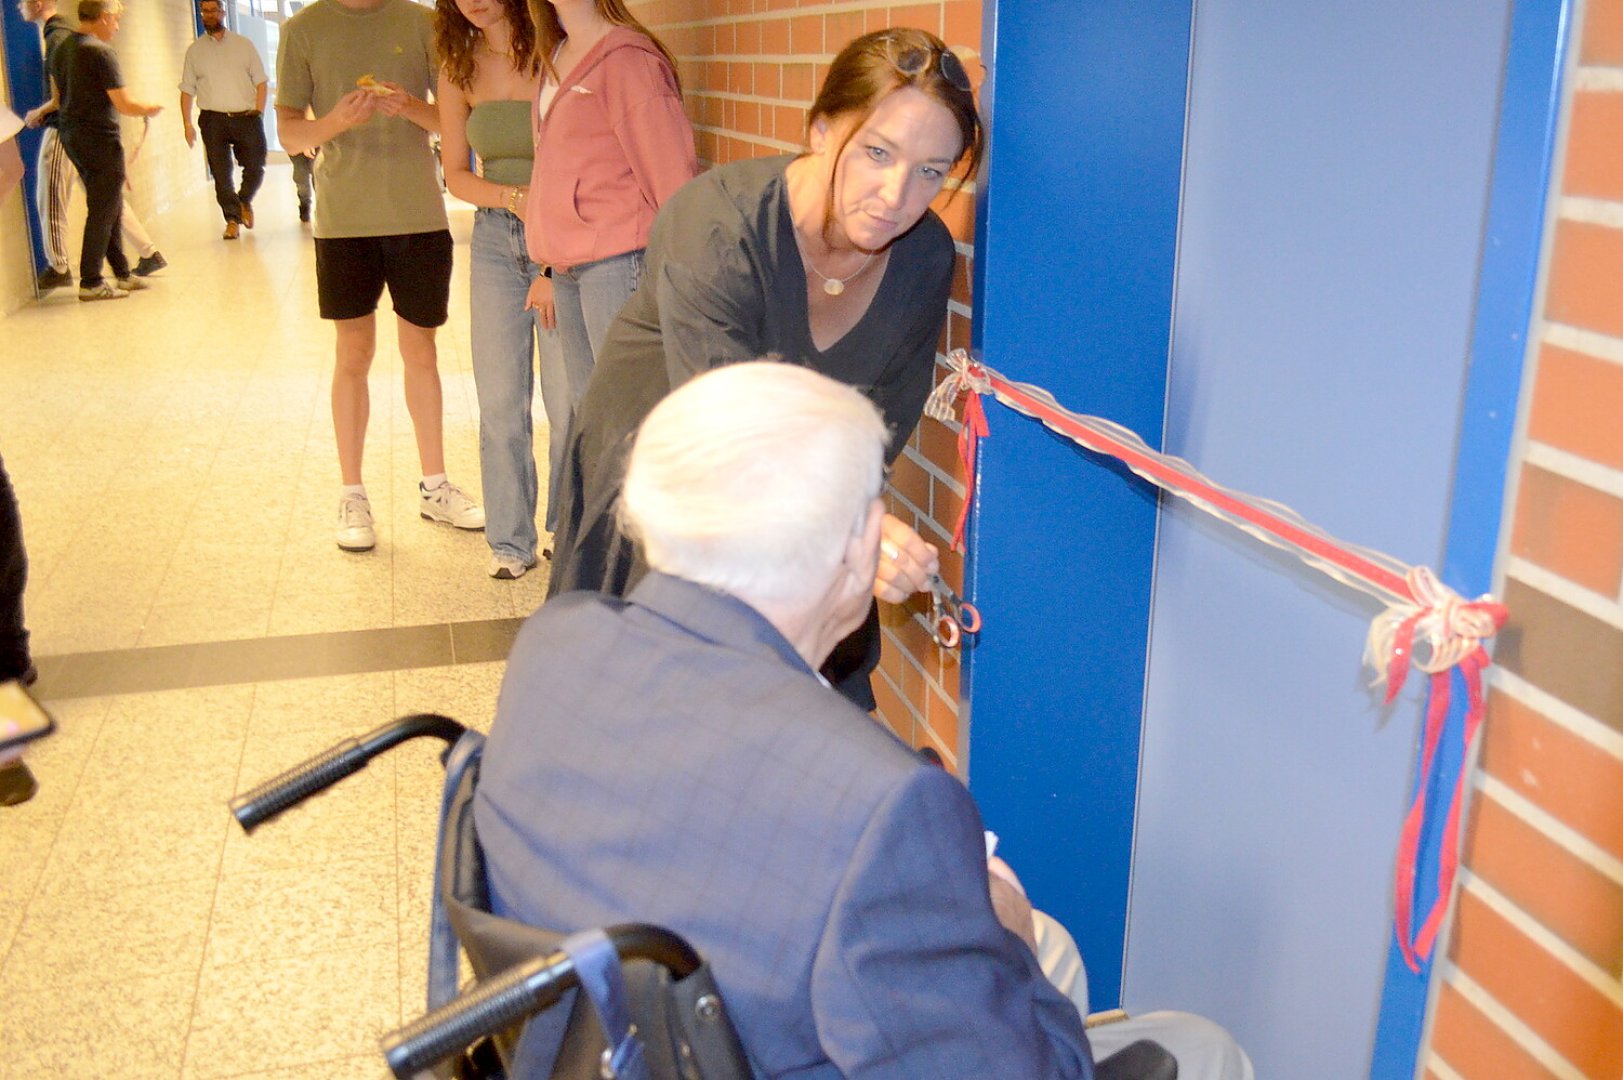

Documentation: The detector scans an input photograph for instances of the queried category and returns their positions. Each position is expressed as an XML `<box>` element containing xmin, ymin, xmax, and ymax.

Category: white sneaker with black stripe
<box><xmin>420</xmin><ymin>481</ymin><xmax>485</xmax><ymax>530</ymax></box>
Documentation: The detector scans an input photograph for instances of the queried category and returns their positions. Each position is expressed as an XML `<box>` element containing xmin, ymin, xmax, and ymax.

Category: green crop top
<box><xmin>466</xmin><ymin>99</ymin><xmax>534</xmax><ymax>187</ymax></box>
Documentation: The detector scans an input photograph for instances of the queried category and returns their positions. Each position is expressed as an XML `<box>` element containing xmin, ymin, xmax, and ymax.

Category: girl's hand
<box><xmin>525</xmin><ymin>273</ymin><xmax>556</xmax><ymax>331</ymax></box>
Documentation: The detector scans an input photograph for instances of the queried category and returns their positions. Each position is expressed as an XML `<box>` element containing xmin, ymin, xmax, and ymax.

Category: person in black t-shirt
<box><xmin>46</xmin><ymin>0</ymin><xmax>162</xmax><ymax>300</ymax></box>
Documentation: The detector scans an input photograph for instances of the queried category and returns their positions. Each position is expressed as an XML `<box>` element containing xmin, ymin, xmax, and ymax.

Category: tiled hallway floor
<box><xmin>2</xmin><ymin>170</ymin><xmax>542</xmax><ymax>1077</ymax></box>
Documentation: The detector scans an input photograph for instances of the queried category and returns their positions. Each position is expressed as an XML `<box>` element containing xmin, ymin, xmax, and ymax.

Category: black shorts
<box><xmin>314</xmin><ymin>230</ymin><xmax>453</xmax><ymax>327</ymax></box>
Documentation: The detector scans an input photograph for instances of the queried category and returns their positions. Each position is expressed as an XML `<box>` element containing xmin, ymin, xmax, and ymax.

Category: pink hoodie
<box><xmin>525</xmin><ymin>27</ymin><xmax>699</xmax><ymax>270</ymax></box>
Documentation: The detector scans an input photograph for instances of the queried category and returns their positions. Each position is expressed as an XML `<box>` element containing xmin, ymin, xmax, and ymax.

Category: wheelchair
<box><xmin>231</xmin><ymin>713</ymin><xmax>1178</xmax><ymax>1080</ymax></box>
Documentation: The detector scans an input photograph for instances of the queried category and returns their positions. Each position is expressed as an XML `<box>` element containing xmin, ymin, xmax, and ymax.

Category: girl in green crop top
<box><xmin>435</xmin><ymin>0</ymin><xmax>560</xmax><ymax>581</ymax></box>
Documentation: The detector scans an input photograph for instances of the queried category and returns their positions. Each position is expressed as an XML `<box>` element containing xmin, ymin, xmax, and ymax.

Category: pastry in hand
<box><xmin>355</xmin><ymin>73</ymin><xmax>394</xmax><ymax>96</ymax></box>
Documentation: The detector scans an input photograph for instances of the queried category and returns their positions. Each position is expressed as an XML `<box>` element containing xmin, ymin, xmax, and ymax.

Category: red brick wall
<box><xmin>1422</xmin><ymin>2</ymin><xmax>1623</xmax><ymax>1076</ymax></box>
<box><xmin>632</xmin><ymin>0</ymin><xmax>984</xmax><ymax>768</ymax></box>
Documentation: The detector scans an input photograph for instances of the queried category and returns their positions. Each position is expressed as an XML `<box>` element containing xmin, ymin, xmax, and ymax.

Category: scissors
<box><xmin>926</xmin><ymin>573</ymin><xmax>981</xmax><ymax>649</ymax></box>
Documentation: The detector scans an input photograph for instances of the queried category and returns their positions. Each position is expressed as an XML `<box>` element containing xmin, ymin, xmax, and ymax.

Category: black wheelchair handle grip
<box><xmin>380</xmin><ymin>924</ymin><xmax>702</xmax><ymax>1079</ymax></box>
<box><xmin>383</xmin><ymin>948</ymin><xmax>575</xmax><ymax>1078</ymax></box>
<box><xmin>229</xmin><ymin>738</ymin><xmax>369</xmax><ymax>832</ymax></box>
<box><xmin>229</xmin><ymin>713</ymin><xmax>467</xmax><ymax>832</ymax></box>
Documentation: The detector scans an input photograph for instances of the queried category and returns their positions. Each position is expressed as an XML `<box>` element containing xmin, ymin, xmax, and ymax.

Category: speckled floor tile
<box><xmin>139</xmin><ymin>597</ymin><xmax>277</xmax><ymax>649</ymax></box>
<box><xmin>207</xmin><ymin>858</ymin><xmax>398</xmax><ymax>969</ymax></box>
<box><xmin>246</xmin><ymin>670</ymin><xmax>397</xmax><ymax>738</ymax></box>
<box><xmin>192</xmin><ymin>1055</ymin><xmax>396</xmax><ymax>1080</ymax></box>
<box><xmin>183</xmin><ymin>944</ymin><xmax>402</xmax><ymax>1079</ymax></box>
<box><xmin>98</xmin><ymin>683</ymin><xmax>257</xmax><ymax>745</ymax></box>
<box><xmin>70</xmin><ymin>731</ymin><xmax>246</xmax><ymax>817</ymax></box>
<box><xmin>2</xmin><ymin>875</ymin><xmax>216</xmax><ymax>988</ymax></box>
<box><xmin>35</xmin><ymin>799</ymin><xmax>231</xmax><ymax>898</ymax></box>
<box><xmin>0</xmin><ymin>967</ymin><xmax>198</xmax><ymax>1077</ymax></box>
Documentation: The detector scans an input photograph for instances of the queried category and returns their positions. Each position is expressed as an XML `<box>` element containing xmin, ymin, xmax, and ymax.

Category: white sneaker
<box><xmin>420</xmin><ymin>481</ymin><xmax>485</xmax><ymax>530</ymax></box>
<box><xmin>115</xmin><ymin>276</ymin><xmax>151</xmax><ymax>292</ymax></box>
<box><xmin>336</xmin><ymin>493</ymin><xmax>376</xmax><ymax>551</ymax></box>
<box><xmin>488</xmin><ymin>553</ymin><xmax>535</xmax><ymax>580</ymax></box>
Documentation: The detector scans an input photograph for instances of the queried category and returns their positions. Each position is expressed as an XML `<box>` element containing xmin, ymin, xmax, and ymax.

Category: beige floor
<box><xmin>1</xmin><ymin>170</ymin><xmax>544</xmax><ymax>1077</ymax></box>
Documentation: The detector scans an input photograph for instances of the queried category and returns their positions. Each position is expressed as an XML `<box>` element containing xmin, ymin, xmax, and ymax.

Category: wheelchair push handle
<box><xmin>381</xmin><ymin>924</ymin><xmax>702</xmax><ymax>1079</ymax></box>
<box><xmin>229</xmin><ymin>712</ymin><xmax>467</xmax><ymax>832</ymax></box>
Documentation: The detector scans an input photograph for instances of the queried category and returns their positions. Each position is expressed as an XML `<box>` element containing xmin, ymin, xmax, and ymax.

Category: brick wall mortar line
<box><xmin>1543</xmin><ymin>321</ymin><xmax>1623</xmax><ymax>366</ymax></box>
<box><xmin>1574</xmin><ymin>67</ymin><xmax>1623</xmax><ymax>91</ymax></box>
<box><xmin>915</xmin><ymin>721</ymin><xmax>957</xmax><ymax>768</ymax></box>
<box><xmin>1524</xmin><ymin>442</ymin><xmax>1623</xmax><ymax>499</ymax></box>
<box><xmin>1560</xmin><ymin>194</ymin><xmax>1623</xmax><ymax>228</ymax></box>
<box><xmin>1444</xmin><ymin>964</ymin><xmax>1589</xmax><ymax>1080</ymax></box>
<box><xmin>878</xmin><ymin>619</ymin><xmax>960</xmax><ymax>709</ymax></box>
<box><xmin>872</xmin><ymin>661</ymin><xmax>923</xmax><ymax>725</ymax></box>
<box><xmin>1423</xmin><ymin>1054</ymin><xmax>1467</xmax><ymax>1080</ymax></box>
<box><xmin>887</xmin><ymin>486</ymin><xmax>928</xmax><ymax>525</ymax></box>
<box><xmin>1492</xmin><ymin>668</ymin><xmax>1623</xmax><ymax>760</ymax></box>
<box><xmin>901</xmin><ymin>443</ymin><xmax>968</xmax><ymax>498</ymax></box>
<box><xmin>650</xmin><ymin>1</ymin><xmax>949</xmax><ymax>31</ymax></box>
<box><xmin>688</xmin><ymin>89</ymin><xmax>822</xmax><ymax>108</ymax></box>
<box><xmin>690</xmin><ymin>128</ymin><xmax>805</xmax><ymax>154</ymax></box>
<box><xmin>1477</xmin><ymin>773</ymin><xmax>1623</xmax><ymax>887</ymax></box>
<box><xmin>1505</xmin><ymin>556</ymin><xmax>1623</xmax><ymax>627</ymax></box>
<box><xmin>1461</xmin><ymin>871</ymin><xmax>1623</xmax><ymax>1004</ymax></box>
<box><xmin>871</xmin><ymin>637</ymin><xmax>961</xmax><ymax>770</ymax></box>
<box><xmin>884</xmin><ymin>483</ymin><xmax>956</xmax><ymax>545</ymax></box>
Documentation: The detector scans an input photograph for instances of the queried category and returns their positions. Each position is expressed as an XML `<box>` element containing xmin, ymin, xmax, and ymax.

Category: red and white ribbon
<box><xmin>926</xmin><ymin>348</ymin><xmax>1508</xmax><ymax>971</ymax></box>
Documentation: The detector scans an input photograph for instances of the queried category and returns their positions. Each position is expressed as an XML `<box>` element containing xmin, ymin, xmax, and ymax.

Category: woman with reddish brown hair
<box><xmin>547</xmin><ymin>28</ymin><xmax>983</xmax><ymax>709</ymax></box>
<box><xmin>435</xmin><ymin>0</ymin><xmax>558</xmax><ymax>579</ymax></box>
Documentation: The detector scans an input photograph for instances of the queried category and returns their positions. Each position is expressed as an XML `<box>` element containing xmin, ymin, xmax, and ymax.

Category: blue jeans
<box><xmin>552</xmin><ymin>248</ymin><xmax>644</xmax><ymax>417</ymax></box>
<box><xmin>470</xmin><ymin>209</ymin><xmax>566</xmax><ymax>559</ymax></box>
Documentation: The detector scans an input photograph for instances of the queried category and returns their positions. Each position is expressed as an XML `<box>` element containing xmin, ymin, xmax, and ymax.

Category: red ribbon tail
<box><xmin>951</xmin><ymin>391</ymin><xmax>988</xmax><ymax>553</ymax></box>
<box><xmin>1384</xmin><ymin>611</ymin><xmax>1422</xmax><ymax>705</ymax></box>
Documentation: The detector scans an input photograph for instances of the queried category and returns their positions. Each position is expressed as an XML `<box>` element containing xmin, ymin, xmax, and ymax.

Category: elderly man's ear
<box><xmin>845</xmin><ymin>497</ymin><xmax>887</xmax><ymax>594</ymax></box>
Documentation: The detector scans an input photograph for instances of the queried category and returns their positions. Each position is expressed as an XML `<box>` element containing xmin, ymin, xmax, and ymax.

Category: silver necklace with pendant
<box><xmin>800</xmin><ymin>239</ymin><xmax>876</xmax><ymax>296</ymax></box>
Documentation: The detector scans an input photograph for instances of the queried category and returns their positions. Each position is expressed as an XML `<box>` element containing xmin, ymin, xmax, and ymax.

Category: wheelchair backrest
<box><xmin>437</xmin><ymin>752</ymin><xmax>755</xmax><ymax>1080</ymax></box>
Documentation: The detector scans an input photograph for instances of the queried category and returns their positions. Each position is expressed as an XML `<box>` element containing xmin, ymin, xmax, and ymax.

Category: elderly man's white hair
<box><xmin>621</xmin><ymin>361</ymin><xmax>889</xmax><ymax>607</ymax></box>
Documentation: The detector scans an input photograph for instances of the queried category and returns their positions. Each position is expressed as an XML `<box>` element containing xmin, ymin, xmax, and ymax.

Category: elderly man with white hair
<box><xmin>475</xmin><ymin>360</ymin><xmax>1099</xmax><ymax>1078</ymax></box>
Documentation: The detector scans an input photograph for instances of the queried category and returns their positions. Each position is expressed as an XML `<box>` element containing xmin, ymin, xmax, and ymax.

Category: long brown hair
<box><xmin>434</xmin><ymin>0</ymin><xmax>540</xmax><ymax>91</ymax></box>
<box><xmin>525</xmin><ymin>0</ymin><xmax>681</xmax><ymax>93</ymax></box>
<box><xmin>806</xmin><ymin>29</ymin><xmax>983</xmax><ymax>236</ymax></box>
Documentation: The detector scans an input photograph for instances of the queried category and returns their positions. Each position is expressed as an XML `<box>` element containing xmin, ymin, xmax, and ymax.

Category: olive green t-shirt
<box><xmin>276</xmin><ymin>0</ymin><xmax>447</xmax><ymax>239</ymax></box>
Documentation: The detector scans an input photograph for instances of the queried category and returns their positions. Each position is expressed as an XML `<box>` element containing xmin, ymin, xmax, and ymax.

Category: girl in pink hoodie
<box><xmin>521</xmin><ymin>0</ymin><xmax>697</xmax><ymax>462</ymax></box>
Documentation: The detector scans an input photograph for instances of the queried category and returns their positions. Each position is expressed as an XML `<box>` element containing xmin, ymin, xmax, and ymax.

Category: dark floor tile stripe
<box><xmin>31</xmin><ymin>618</ymin><xmax>523</xmax><ymax>701</ymax></box>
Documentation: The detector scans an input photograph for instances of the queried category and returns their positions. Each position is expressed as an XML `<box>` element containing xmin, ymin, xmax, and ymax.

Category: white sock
<box><xmin>421</xmin><ymin>473</ymin><xmax>447</xmax><ymax>492</ymax></box>
<box><xmin>341</xmin><ymin>483</ymin><xmax>367</xmax><ymax>499</ymax></box>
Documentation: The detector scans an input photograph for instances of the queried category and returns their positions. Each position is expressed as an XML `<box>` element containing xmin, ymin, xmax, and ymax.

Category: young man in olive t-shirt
<box><xmin>276</xmin><ymin>0</ymin><xmax>483</xmax><ymax>554</ymax></box>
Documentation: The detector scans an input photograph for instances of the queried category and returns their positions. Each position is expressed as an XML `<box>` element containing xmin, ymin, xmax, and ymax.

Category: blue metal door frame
<box><xmin>965</xmin><ymin>0</ymin><xmax>1194</xmax><ymax>1012</ymax></box>
<box><xmin>1370</xmin><ymin>0</ymin><xmax>1573</xmax><ymax>1073</ymax></box>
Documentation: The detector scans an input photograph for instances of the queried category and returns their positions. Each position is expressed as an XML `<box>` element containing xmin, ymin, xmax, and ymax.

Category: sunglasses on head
<box><xmin>881</xmin><ymin>36</ymin><xmax>973</xmax><ymax>93</ymax></box>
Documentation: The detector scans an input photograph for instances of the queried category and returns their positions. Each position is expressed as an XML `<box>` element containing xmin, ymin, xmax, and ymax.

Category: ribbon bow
<box><xmin>925</xmin><ymin>350</ymin><xmax>993</xmax><ymax>551</ymax></box>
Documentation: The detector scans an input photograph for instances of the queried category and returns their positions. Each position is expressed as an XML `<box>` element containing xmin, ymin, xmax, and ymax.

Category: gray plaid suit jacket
<box><xmin>475</xmin><ymin>572</ymin><xmax>1094</xmax><ymax>1078</ymax></box>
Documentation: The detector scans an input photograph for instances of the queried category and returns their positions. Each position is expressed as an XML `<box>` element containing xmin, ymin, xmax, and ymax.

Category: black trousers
<box><xmin>199</xmin><ymin>111</ymin><xmax>267</xmax><ymax>223</ymax></box>
<box><xmin>292</xmin><ymin>151</ymin><xmax>314</xmax><ymax>208</ymax></box>
<box><xmin>0</xmin><ymin>456</ymin><xmax>31</xmax><ymax>684</ymax></box>
<box><xmin>61</xmin><ymin>131</ymin><xmax>128</xmax><ymax>286</ymax></box>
